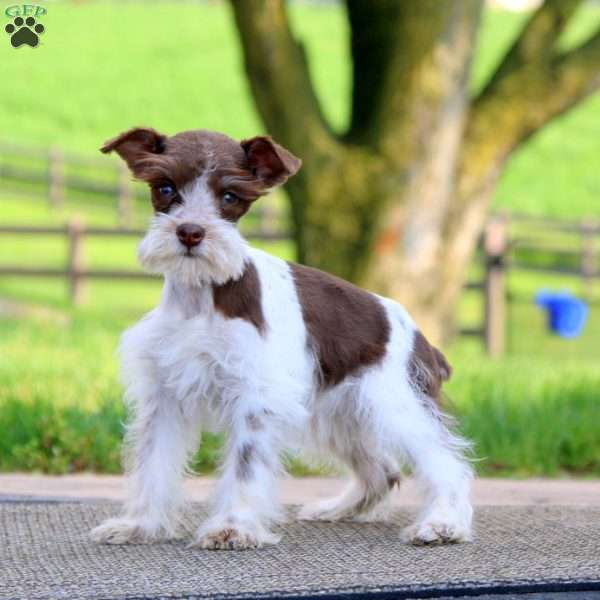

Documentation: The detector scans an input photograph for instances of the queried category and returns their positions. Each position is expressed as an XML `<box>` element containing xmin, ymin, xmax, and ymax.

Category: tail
<box><xmin>408</xmin><ymin>330</ymin><xmax>452</xmax><ymax>403</ymax></box>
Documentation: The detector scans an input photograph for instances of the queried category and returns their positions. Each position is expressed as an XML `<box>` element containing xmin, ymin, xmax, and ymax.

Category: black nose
<box><xmin>176</xmin><ymin>223</ymin><xmax>205</xmax><ymax>249</ymax></box>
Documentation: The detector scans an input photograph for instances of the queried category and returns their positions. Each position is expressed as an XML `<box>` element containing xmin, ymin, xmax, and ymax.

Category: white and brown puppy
<box><xmin>91</xmin><ymin>127</ymin><xmax>473</xmax><ymax>550</ymax></box>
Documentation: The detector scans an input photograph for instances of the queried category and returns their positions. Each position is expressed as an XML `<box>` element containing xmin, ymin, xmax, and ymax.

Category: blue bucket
<box><xmin>535</xmin><ymin>291</ymin><xmax>589</xmax><ymax>338</ymax></box>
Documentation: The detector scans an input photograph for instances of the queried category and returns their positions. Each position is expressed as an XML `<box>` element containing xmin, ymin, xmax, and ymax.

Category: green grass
<box><xmin>0</xmin><ymin>394</ymin><xmax>225</xmax><ymax>474</ymax></box>
<box><xmin>1</xmin><ymin>1</ymin><xmax>600</xmax><ymax>217</ymax></box>
<box><xmin>451</xmin><ymin>364</ymin><xmax>600</xmax><ymax>477</ymax></box>
<box><xmin>1</xmin><ymin>320</ymin><xmax>599</xmax><ymax>476</ymax></box>
<box><xmin>1</xmin><ymin>239</ymin><xmax>599</xmax><ymax>477</ymax></box>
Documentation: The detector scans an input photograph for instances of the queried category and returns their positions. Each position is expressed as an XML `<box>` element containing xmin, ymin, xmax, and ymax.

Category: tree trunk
<box><xmin>358</xmin><ymin>1</ymin><xmax>483</xmax><ymax>342</ymax></box>
<box><xmin>276</xmin><ymin>0</ymin><xmax>484</xmax><ymax>296</ymax></box>
<box><xmin>230</xmin><ymin>0</ymin><xmax>600</xmax><ymax>344</ymax></box>
<box><xmin>286</xmin><ymin>143</ymin><xmax>388</xmax><ymax>280</ymax></box>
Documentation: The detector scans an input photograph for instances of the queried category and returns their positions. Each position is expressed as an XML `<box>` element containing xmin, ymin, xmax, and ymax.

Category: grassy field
<box><xmin>1</xmin><ymin>195</ymin><xmax>598</xmax><ymax>476</ymax></box>
<box><xmin>1</xmin><ymin>307</ymin><xmax>598</xmax><ymax>476</ymax></box>
<box><xmin>1</xmin><ymin>2</ymin><xmax>600</xmax><ymax>216</ymax></box>
<box><xmin>1</xmin><ymin>1</ymin><xmax>600</xmax><ymax>477</ymax></box>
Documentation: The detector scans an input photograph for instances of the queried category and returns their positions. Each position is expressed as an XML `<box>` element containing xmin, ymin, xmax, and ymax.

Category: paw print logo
<box><xmin>5</xmin><ymin>16</ymin><xmax>45</xmax><ymax>48</ymax></box>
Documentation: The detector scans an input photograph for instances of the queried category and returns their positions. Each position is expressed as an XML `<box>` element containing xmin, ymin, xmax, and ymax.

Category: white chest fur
<box><xmin>119</xmin><ymin>250</ymin><xmax>313</xmax><ymax>433</ymax></box>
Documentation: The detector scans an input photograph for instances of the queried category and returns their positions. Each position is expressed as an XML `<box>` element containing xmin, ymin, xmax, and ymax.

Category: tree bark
<box><xmin>429</xmin><ymin>1</ymin><xmax>600</xmax><ymax>340</ymax></box>
<box><xmin>359</xmin><ymin>1</ymin><xmax>484</xmax><ymax>339</ymax></box>
<box><xmin>229</xmin><ymin>0</ymin><xmax>600</xmax><ymax>343</ymax></box>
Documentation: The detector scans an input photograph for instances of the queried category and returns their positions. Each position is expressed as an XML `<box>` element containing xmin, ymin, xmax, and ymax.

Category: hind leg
<box><xmin>298</xmin><ymin>444</ymin><xmax>400</xmax><ymax>522</ymax></box>
<box><xmin>299</xmin><ymin>377</ymin><xmax>402</xmax><ymax>522</ymax></box>
<box><xmin>401</xmin><ymin>433</ymin><xmax>473</xmax><ymax>545</ymax></box>
<box><xmin>344</xmin><ymin>351</ymin><xmax>473</xmax><ymax>545</ymax></box>
<box><xmin>306</xmin><ymin>367</ymin><xmax>472</xmax><ymax>541</ymax></box>
<box><xmin>391</xmin><ymin>395</ymin><xmax>473</xmax><ymax>545</ymax></box>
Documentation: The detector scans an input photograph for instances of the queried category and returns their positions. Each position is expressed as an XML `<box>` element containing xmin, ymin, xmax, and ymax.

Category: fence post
<box><xmin>581</xmin><ymin>217</ymin><xmax>596</xmax><ymax>299</ymax></box>
<box><xmin>117</xmin><ymin>163</ymin><xmax>133</xmax><ymax>226</ymax></box>
<box><xmin>48</xmin><ymin>147</ymin><xmax>65</xmax><ymax>209</ymax></box>
<box><xmin>67</xmin><ymin>217</ymin><xmax>85</xmax><ymax>305</ymax></box>
<box><xmin>484</xmin><ymin>217</ymin><xmax>508</xmax><ymax>357</ymax></box>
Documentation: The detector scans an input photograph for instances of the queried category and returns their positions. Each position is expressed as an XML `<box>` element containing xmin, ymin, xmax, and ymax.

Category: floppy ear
<box><xmin>100</xmin><ymin>127</ymin><xmax>167</xmax><ymax>177</ymax></box>
<box><xmin>241</xmin><ymin>136</ymin><xmax>301</xmax><ymax>187</ymax></box>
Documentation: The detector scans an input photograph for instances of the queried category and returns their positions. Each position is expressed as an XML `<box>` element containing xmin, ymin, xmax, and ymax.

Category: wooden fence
<box><xmin>0</xmin><ymin>220</ymin><xmax>288</xmax><ymax>305</ymax></box>
<box><xmin>0</xmin><ymin>139</ymin><xmax>284</xmax><ymax>231</ymax></box>
<box><xmin>2</xmin><ymin>214</ymin><xmax>597</xmax><ymax>355</ymax></box>
<box><xmin>464</xmin><ymin>214</ymin><xmax>600</xmax><ymax>356</ymax></box>
<box><xmin>2</xmin><ymin>141</ymin><xmax>598</xmax><ymax>356</ymax></box>
<box><xmin>0</xmin><ymin>141</ymin><xmax>143</xmax><ymax>226</ymax></box>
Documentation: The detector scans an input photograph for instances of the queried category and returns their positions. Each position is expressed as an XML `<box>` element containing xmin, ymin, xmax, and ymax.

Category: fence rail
<box><xmin>464</xmin><ymin>214</ymin><xmax>599</xmax><ymax>356</ymax></box>
<box><xmin>0</xmin><ymin>141</ymin><xmax>141</xmax><ymax>225</ymax></box>
<box><xmin>0</xmin><ymin>220</ymin><xmax>289</xmax><ymax>305</ymax></box>
<box><xmin>1</xmin><ymin>216</ymin><xmax>598</xmax><ymax>356</ymax></box>
<box><xmin>0</xmin><ymin>139</ymin><xmax>285</xmax><ymax>231</ymax></box>
<box><xmin>2</xmin><ymin>141</ymin><xmax>598</xmax><ymax>356</ymax></box>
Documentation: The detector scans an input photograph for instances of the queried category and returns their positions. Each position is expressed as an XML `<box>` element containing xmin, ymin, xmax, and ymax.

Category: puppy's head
<box><xmin>101</xmin><ymin>127</ymin><xmax>301</xmax><ymax>285</ymax></box>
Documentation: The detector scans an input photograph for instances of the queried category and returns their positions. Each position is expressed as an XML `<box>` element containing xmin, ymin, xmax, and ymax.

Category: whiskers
<box><xmin>137</xmin><ymin>212</ymin><xmax>248</xmax><ymax>286</ymax></box>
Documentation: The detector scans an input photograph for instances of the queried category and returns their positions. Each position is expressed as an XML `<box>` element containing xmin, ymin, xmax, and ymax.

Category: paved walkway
<box><xmin>1</xmin><ymin>474</ymin><xmax>598</xmax><ymax>505</ymax></box>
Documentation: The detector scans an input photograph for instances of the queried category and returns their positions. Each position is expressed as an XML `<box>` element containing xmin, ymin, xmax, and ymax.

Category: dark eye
<box><xmin>223</xmin><ymin>192</ymin><xmax>240</xmax><ymax>206</ymax></box>
<box><xmin>158</xmin><ymin>184</ymin><xmax>176</xmax><ymax>197</ymax></box>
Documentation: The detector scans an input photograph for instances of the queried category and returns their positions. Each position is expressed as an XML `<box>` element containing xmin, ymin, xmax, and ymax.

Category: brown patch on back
<box><xmin>408</xmin><ymin>330</ymin><xmax>452</xmax><ymax>401</ymax></box>
<box><xmin>289</xmin><ymin>263</ymin><xmax>390</xmax><ymax>388</ymax></box>
<box><xmin>213</xmin><ymin>260</ymin><xmax>265</xmax><ymax>334</ymax></box>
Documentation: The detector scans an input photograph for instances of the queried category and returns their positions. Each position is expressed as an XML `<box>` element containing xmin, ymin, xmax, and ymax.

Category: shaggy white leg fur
<box><xmin>396</xmin><ymin>399</ymin><xmax>473</xmax><ymax>545</ymax></box>
<box><xmin>300</xmin><ymin>365</ymin><xmax>472</xmax><ymax>544</ymax></box>
<box><xmin>191</xmin><ymin>403</ymin><xmax>284</xmax><ymax>550</ymax></box>
<box><xmin>91</xmin><ymin>391</ymin><xmax>201</xmax><ymax>544</ymax></box>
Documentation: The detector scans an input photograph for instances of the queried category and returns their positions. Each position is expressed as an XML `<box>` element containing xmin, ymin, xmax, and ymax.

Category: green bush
<box><xmin>1</xmin><ymin>368</ymin><xmax>599</xmax><ymax>476</ymax></box>
<box><xmin>0</xmin><ymin>396</ymin><xmax>124</xmax><ymax>473</ymax></box>
<box><xmin>452</xmin><ymin>372</ymin><xmax>600</xmax><ymax>476</ymax></box>
<box><xmin>0</xmin><ymin>394</ymin><xmax>225</xmax><ymax>475</ymax></box>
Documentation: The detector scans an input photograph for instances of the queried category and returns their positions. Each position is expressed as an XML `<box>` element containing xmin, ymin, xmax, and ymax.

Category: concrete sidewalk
<box><xmin>1</xmin><ymin>474</ymin><xmax>598</xmax><ymax>505</ymax></box>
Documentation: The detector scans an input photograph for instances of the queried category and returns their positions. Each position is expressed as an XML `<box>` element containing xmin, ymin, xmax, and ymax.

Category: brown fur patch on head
<box><xmin>213</xmin><ymin>260</ymin><xmax>265</xmax><ymax>334</ymax></box>
<box><xmin>241</xmin><ymin>136</ymin><xmax>301</xmax><ymax>187</ymax></box>
<box><xmin>101</xmin><ymin>127</ymin><xmax>167</xmax><ymax>169</ymax></box>
<box><xmin>101</xmin><ymin>128</ymin><xmax>301</xmax><ymax>220</ymax></box>
<box><xmin>207</xmin><ymin>169</ymin><xmax>265</xmax><ymax>222</ymax></box>
<box><xmin>289</xmin><ymin>263</ymin><xmax>390</xmax><ymax>388</ymax></box>
<box><xmin>408</xmin><ymin>330</ymin><xmax>452</xmax><ymax>402</ymax></box>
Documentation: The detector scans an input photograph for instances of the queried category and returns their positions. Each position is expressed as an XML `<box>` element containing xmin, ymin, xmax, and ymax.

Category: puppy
<box><xmin>90</xmin><ymin>127</ymin><xmax>473</xmax><ymax>550</ymax></box>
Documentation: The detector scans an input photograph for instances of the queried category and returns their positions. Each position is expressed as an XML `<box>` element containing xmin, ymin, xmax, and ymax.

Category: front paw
<box><xmin>191</xmin><ymin>518</ymin><xmax>279</xmax><ymax>550</ymax></box>
<box><xmin>402</xmin><ymin>520</ymin><xmax>472</xmax><ymax>546</ymax></box>
<box><xmin>90</xmin><ymin>517</ymin><xmax>175</xmax><ymax>545</ymax></box>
